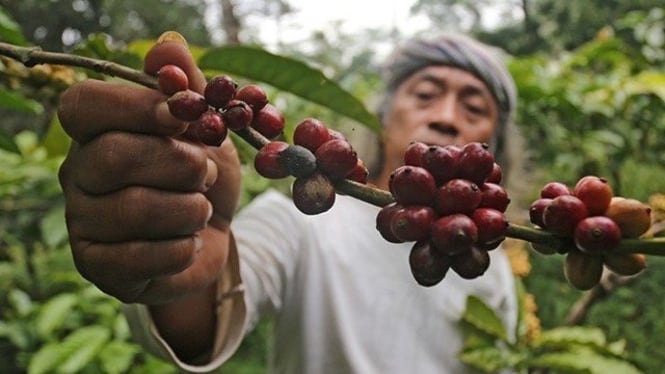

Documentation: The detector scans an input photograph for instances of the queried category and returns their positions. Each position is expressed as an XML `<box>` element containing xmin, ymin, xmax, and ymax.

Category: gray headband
<box><xmin>381</xmin><ymin>33</ymin><xmax>516</xmax><ymax>131</ymax></box>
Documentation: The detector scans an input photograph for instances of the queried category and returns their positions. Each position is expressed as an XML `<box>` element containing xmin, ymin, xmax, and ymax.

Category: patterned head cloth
<box><xmin>377</xmin><ymin>33</ymin><xmax>517</xmax><ymax>162</ymax></box>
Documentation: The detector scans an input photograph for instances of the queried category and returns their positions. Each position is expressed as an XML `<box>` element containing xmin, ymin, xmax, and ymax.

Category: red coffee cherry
<box><xmin>251</xmin><ymin>103</ymin><xmax>285</xmax><ymax>139</ymax></box>
<box><xmin>409</xmin><ymin>240</ymin><xmax>451</xmax><ymax>287</ymax></box>
<box><xmin>430</xmin><ymin>214</ymin><xmax>478</xmax><ymax>256</ymax></box>
<box><xmin>327</xmin><ymin>128</ymin><xmax>348</xmax><ymax>142</ymax></box>
<box><xmin>157</xmin><ymin>64</ymin><xmax>189</xmax><ymax>95</ymax></box>
<box><xmin>422</xmin><ymin>145</ymin><xmax>460</xmax><ymax>185</ymax></box>
<box><xmin>235</xmin><ymin>84</ymin><xmax>269</xmax><ymax>112</ymax></box>
<box><xmin>376</xmin><ymin>203</ymin><xmax>406</xmax><ymax>244</ymax></box>
<box><xmin>254</xmin><ymin>141</ymin><xmax>290</xmax><ymax>179</ymax></box>
<box><xmin>193</xmin><ymin>110</ymin><xmax>228</xmax><ymax>146</ymax></box>
<box><xmin>478</xmin><ymin>182</ymin><xmax>510</xmax><ymax>213</ymax></box>
<box><xmin>292</xmin><ymin>172</ymin><xmax>336</xmax><ymax>215</ymax></box>
<box><xmin>486</xmin><ymin>162</ymin><xmax>503</xmax><ymax>184</ymax></box>
<box><xmin>529</xmin><ymin>198</ymin><xmax>552</xmax><ymax>228</ymax></box>
<box><xmin>389</xmin><ymin>165</ymin><xmax>437</xmax><ymax>206</ymax></box>
<box><xmin>540</xmin><ymin>181</ymin><xmax>571</xmax><ymax>199</ymax></box>
<box><xmin>573</xmin><ymin>175</ymin><xmax>613</xmax><ymax>216</ymax></box>
<box><xmin>167</xmin><ymin>89</ymin><xmax>209</xmax><ymax>122</ymax></box>
<box><xmin>293</xmin><ymin>118</ymin><xmax>331</xmax><ymax>152</ymax></box>
<box><xmin>316</xmin><ymin>139</ymin><xmax>358</xmax><ymax>180</ymax></box>
<box><xmin>434</xmin><ymin>178</ymin><xmax>481</xmax><ymax>216</ymax></box>
<box><xmin>204</xmin><ymin>74</ymin><xmax>237</xmax><ymax>109</ymax></box>
<box><xmin>404</xmin><ymin>141</ymin><xmax>430</xmax><ymax>167</ymax></box>
<box><xmin>346</xmin><ymin>159</ymin><xmax>369</xmax><ymax>184</ymax></box>
<box><xmin>457</xmin><ymin>142</ymin><xmax>494</xmax><ymax>185</ymax></box>
<box><xmin>574</xmin><ymin>216</ymin><xmax>622</xmax><ymax>255</ymax></box>
<box><xmin>450</xmin><ymin>246</ymin><xmax>491</xmax><ymax>279</ymax></box>
<box><xmin>471</xmin><ymin>208</ymin><xmax>508</xmax><ymax>247</ymax></box>
<box><xmin>390</xmin><ymin>205</ymin><xmax>436</xmax><ymax>242</ymax></box>
<box><xmin>543</xmin><ymin>195</ymin><xmax>589</xmax><ymax>237</ymax></box>
<box><xmin>222</xmin><ymin>99</ymin><xmax>254</xmax><ymax>131</ymax></box>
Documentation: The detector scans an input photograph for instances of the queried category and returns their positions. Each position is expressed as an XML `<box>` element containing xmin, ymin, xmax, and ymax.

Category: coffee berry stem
<box><xmin>1</xmin><ymin>41</ymin><xmax>664</xmax><ymax>257</ymax></box>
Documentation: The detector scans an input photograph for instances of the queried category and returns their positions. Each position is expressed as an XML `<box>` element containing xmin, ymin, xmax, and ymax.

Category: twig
<box><xmin>1</xmin><ymin>40</ymin><xmax>664</xmax><ymax>256</ymax></box>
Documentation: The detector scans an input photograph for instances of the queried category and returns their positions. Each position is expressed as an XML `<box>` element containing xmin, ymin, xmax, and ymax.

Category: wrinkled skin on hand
<box><xmin>57</xmin><ymin>38</ymin><xmax>241</xmax><ymax>306</ymax></box>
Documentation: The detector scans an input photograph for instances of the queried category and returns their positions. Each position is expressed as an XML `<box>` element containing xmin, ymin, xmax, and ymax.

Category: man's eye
<box><xmin>415</xmin><ymin>92</ymin><xmax>436</xmax><ymax>101</ymax></box>
<box><xmin>466</xmin><ymin>104</ymin><xmax>487</xmax><ymax>115</ymax></box>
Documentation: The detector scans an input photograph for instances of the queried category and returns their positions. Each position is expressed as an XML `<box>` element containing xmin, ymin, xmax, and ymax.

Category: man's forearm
<box><xmin>149</xmin><ymin>282</ymin><xmax>218</xmax><ymax>363</ymax></box>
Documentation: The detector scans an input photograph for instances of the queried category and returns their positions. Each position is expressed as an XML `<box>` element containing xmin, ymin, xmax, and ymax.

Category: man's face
<box><xmin>382</xmin><ymin>65</ymin><xmax>499</xmax><ymax>165</ymax></box>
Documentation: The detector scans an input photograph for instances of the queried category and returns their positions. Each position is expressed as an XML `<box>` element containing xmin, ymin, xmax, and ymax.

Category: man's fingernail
<box><xmin>157</xmin><ymin>31</ymin><xmax>188</xmax><ymax>46</ymax></box>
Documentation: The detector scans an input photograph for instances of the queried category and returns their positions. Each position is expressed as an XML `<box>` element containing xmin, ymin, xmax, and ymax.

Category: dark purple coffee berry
<box><xmin>293</xmin><ymin>118</ymin><xmax>331</xmax><ymax>152</ymax></box>
<box><xmin>167</xmin><ymin>89</ymin><xmax>209</xmax><ymax>122</ymax></box>
<box><xmin>390</xmin><ymin>205</ymin><xmax>436</xmax><ymax>242</ymax></box>
<box><xmin>430</xmin><ymin>214</ymin><xmax>478</xmax><ymax>256</ymax></box>
<box><xmin>404</xmin><ymin>141</ymin><xmax>430</xmax><ymax>167</ymax></box>
<box><xmin>450</xmin><ymin>246</ymin><xmax>491</xmax><ymax>279</ymax></box>
<box><xmin>157</xmin><ymin>64</ymin><xmax>189</xmax><ymax>95</ymax></box>
<box><xmin>457</xmin><ymin>142</ymin><xmax>495</xmax><ymax>185</ymax></box>
<box><xmin>422</xmin><ymin>145</ymin><xmax>460</xmax><ymax>185</ymax></box>
<box><xmin>254</xmin><ymin>141</ymin><xmax>290</xmax><ymax>179</ymax></box>
<box><xmin>204</xmin><ymin>75</ymin><xmax>237</xmax><ymax>109</ymax></box>
<box><xmin>315</xmin><ymin>139</ymin><xmax>358</xmax><ymax>180</ymax></box>
<box><xmin>280</xmin><ymin>144</ymin><xmax>318</xmax><ymax>179</ymax></box>
<box><xmin>376</xmin><ymin>203</ymin><xmax>405</xmax><ymax>243</ymax></box>
<box><xmin>222</xmin><ymin>99</ymin><xmax>253</xmax><ymax>131</ymax></box>
<box><xmin>389</xmin><ymin>165</ymin><xmax>436</xmax><ymax>206</ymax></box>
<box><xmin>193</xmin><ymin>110</ymin><xmax>228</xmax><ymax>146</ymax></box>
<box><xmin>409</xmin><ymin>240</ymin><xmax>451</xmax><ymax>287</ymax></box>
<box><xmin>292</xmin><ymin>172</ymin><xmax>336</xmax><ymax>215</ymax></box>
<box><xmin>434</xmin><ymin>178</ymin><xmax>482</xmax><ymax>216</ymax></box>
<box><xmin>235</xmin><ymin>84</ymin><xmax>269</xmax><ymax>112</ymax></box>
<box><xmin>251</xmin><ymin>104</ymin><xmax>285</xmax><ymax>139</ymax></box>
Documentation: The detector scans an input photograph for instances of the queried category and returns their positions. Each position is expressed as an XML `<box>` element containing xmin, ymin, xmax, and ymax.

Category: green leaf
<box><xmin>42</xmin><ymin>116</ymin><xmax>71</xmax><ymax>157</ymax></box>
<box><xmin>459</xmin><ymin>346</ymin><xmax>511</xmax><ymax>372</ymax></box>
<box><xmin>535</xmin><ymin>326</ymin><xmax>606</xmax><ymax>349</ymax></box>
<box><xmin>0</xmin><ymin>7</ymin><xmax>27</xmax><ymax>45</ymax></box>
<box><xmin>8</xmin><ymin>288</ymin><xmax>33</xmax><ymax>316</ymax></box>
<box><xmin>529</xmin><ymin>349</ymin><xmax>643</xmax><ymax>374</ymax></box>
<box><xmin>40</xmin><ymin>203</ymin><xmax>68</xmax><ymax>248</ymax></box>
<box><xmin>0</xmin><ymin>88</ymin><xmax>44</xmax><ymax>114</ymax></box>
<box><xmin>29</xmin><ymin>342</ymin><xmax>65</xmax><ymax>374</ymax></box>
<box><xmin>97</xmin><ymin>341</ymin><xmax>140</xmax><ymax>374</ymax></box>
<box><xmin>56</xmin><ymin>326</ymin><xmax>110</xmax><ymax>373</ymax></box>
<box><xmin>198</xmin><ymin>46</ymin><xmax>381</xmax><ymax>133</ymax></box>
<box><xmin>0</xmin><ymin>127</ymin><xmax>20</xmax><ymax>154</ymax></box>
<box><xmin>624</xmin><ymin>71</ymin><xmax>665</xmax><ymax>102</ymax></box>
<box><xmin>35</xmin><ymin>293</ymin><xmax>78</xmax><ymax>338</ymax></box>
<box><xmin>461</xmin><ymin>295</ymin><xmax>508</xmax><ymax>342</ymax></box>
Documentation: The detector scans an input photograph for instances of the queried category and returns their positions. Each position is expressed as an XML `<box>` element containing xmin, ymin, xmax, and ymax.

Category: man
<box><xmin>57</xmin><ymin>31</ymin><xmax>518</xmax><ymax>373</ymax></box>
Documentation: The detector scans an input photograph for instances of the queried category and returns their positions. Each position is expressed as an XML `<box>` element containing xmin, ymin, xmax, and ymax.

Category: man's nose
<box><xmin>429</xmin><ymin>95</ymin><xmax>458</xmax><ymax>126</ymax></box>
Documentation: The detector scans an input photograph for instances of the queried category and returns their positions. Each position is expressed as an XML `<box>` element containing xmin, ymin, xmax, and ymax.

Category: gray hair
<box><xmin>374</xmin><ymin>33</ymin><xmax>518</xmax><ymax>178</ymax></box>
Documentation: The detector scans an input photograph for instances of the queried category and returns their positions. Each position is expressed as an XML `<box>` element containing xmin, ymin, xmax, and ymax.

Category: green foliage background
<box><xmin>1</xmin><ymin>1</ymin><xmax>664</xmax><ymax>373</ymax></box>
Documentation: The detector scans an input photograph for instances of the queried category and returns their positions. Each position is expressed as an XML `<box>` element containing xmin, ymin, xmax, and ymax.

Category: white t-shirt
<box><xmin>124</xmin><ymin>189</ymin><xmax>517</xmax><ymax>373</ymax></box>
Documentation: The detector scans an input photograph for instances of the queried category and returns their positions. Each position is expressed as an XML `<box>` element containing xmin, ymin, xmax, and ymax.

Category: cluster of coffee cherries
<box><xmin>253</xmin><ymin>118</ymin><xmax>368</xmax><ymax>215</ymax></box>
<box><xmin>376</xmin><ymin>141</ymin><xmax>510</xmax><ymax>287</ymax></box>
<box><xmin>529</xmin><ymin>176</ymin><xmax>650</xmax><ymax>290</ymax></box>
<box><xmin>159</xmin><ymin>64</ymin><xmax>283</xmax><ymax>146</ymax></box>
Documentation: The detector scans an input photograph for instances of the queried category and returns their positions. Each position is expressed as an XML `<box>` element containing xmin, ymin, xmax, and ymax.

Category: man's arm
<box><xmin>57</xmin><ymin>32</ymin><xmax>242</xmax><ymax>362</ymax></box>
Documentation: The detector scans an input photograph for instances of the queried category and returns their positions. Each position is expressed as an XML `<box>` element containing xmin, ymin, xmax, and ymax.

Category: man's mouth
<box><xmin>428</xmin><ymin>123</ymin><xmax>458</xmax><ymax>137</ymax></box>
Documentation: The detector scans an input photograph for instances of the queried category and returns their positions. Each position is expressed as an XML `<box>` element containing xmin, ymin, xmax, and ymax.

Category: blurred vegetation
<box><xmin>1</xmin><ymin>1</ymin><xmax>664</xmax><ymax>373</ymax></box>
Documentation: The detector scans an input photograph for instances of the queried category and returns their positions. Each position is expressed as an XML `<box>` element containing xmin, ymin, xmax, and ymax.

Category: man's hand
<box><xmin>57</xmin><ymin>33</ymin><xmax>241</xmax><ymax>306</ymax></box>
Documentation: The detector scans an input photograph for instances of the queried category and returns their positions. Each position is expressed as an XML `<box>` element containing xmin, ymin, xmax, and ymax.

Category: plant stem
<box><xmin>1</xmin><ymin>41</ymin><xmax>663</xmax><ymax>256</ymax></box>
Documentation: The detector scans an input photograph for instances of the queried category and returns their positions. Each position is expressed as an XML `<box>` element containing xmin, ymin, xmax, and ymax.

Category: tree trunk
<box><xmin>220</xmin><ymin>0</ymin><xmax>241</xmax><ymax>44</ymax></box>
